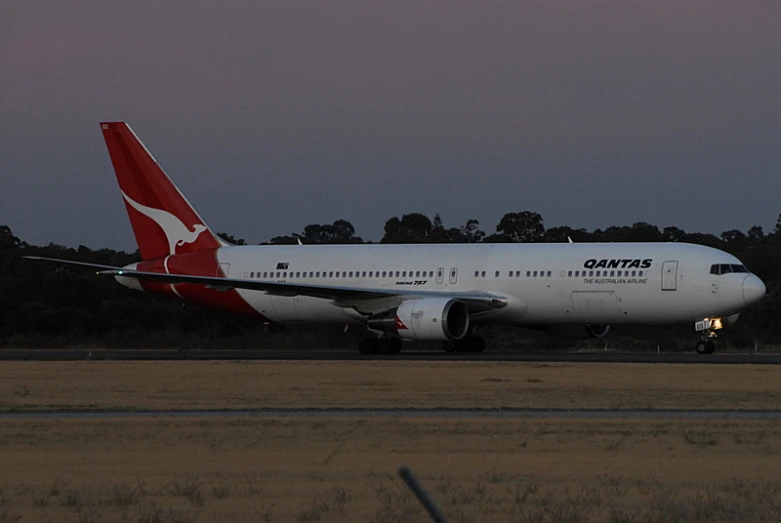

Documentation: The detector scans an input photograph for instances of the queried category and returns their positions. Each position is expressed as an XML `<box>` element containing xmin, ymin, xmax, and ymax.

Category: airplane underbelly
<box><xmin>238</xmin><ymin>290</ymin><xmax>363</xmax><ymax>324</ymax></box>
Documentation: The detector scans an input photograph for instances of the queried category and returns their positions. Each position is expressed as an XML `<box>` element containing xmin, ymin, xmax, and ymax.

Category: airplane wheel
<box><xmin>695</xmin><ymin>339</ymin><xmax>716</xmax><ymax>355</ymax></box>
<box><xmin>455</xmin><ymin>339</ymin><xmax>472</xmax><ymax>353</ymax></box>
<box><xmin>384</xmin><ymin>338</ymin><xmax>402</xmax><ymax>355</ymax></box>
<box><xmin>469</xmin><ymin>336</ymin><xmax>486</xmax><ymax>353</ymax></box>
<box><xmin>358</xmin><ymin>339</ymin><xmax>372</xmax><ymax>355</ymax></box>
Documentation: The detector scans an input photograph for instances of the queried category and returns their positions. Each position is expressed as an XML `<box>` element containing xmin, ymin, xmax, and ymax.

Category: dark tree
<box><xmin>217</xmin><ymin>232</ymin><xmax>246</xmax><ymax>245</ymax></box>
<box><xmin>662</xmin><ymin>226</ymin><xmax>687</xmax><ymax>242</ymax></box>
<box><xmin>381</xmin><ymin>213</ymin><xmax>433</xmax><ymax>243</ymax></box>
<box><xmin>493</xmin><ymin>211</ymin><xmax>545</xmax><ymax>243</ymax></box>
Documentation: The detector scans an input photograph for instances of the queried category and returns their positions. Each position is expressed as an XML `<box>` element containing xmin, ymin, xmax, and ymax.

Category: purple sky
<box><xmin>2</xmin><ymin>1</ymin><xmax>780</xmax><ymax>250</ymax></box>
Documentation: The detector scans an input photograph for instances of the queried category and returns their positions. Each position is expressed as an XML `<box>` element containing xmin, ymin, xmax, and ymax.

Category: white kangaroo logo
<box><xmin>121</xmin><ymin>191</ymin><xmax>207</xmax><ymax>256</ymax></box>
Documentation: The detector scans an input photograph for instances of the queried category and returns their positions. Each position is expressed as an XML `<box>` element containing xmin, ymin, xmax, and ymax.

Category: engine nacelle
<box><xmin>585</xmin><ymin>324</ymin><xmax>610</xmax><ymax>338</ymax></box>
<box><xmin>542</xmin><ymin>324</ymin><xmax>611</xmax><ymax>339</ymax></box>
<box><xmin>367</xmin><ymin>298</ymin><xmax>470</xmax><ymax>341</ymax></box>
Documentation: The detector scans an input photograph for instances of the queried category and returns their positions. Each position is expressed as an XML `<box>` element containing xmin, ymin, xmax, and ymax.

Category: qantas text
<box><xmin>583</xmin><ymin>259</ymin><xmax>652</xmax><ymax>269</ymax></box>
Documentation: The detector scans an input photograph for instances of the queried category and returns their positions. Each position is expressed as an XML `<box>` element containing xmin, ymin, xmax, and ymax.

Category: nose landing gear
<box><xmin>694</xmin><ymin>318</ymin><xmax>722</xmax><ymax>355</ymax></box>
<box><xmin>695</xmin><ymin>336</ymin><xmax>716</xmax><ymax>355</ymax></box>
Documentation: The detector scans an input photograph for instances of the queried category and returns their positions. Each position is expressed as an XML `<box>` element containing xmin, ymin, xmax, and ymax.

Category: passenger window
<box><xmin>382</xmin><ymin>271</ymin><xmax>386</xmax><ymax>277</ymax></box>
<box><xmin>631</xmin><ymin>271</ymin><xmax>635</xmax><ymax>277</ymax></box>
<box><xmin>575</xmin><ymin>271</ymin><xmax>579</xmax><ymax>277</ymax></box>
<box><xmin>547</xmin><ymin>271</ymin><xmax>551</xmax><ymax>277</ymax></box>
<box><xmin>610</xmin><ymin>271</ymin><xmax>614</xmax><ymax>277</ymax></box>
<box><xmin>638</xmin><ymin>271</ymin><xmax>644</xmax><ymax>277</ymax></box>
<box><xmin>568</xmin><ymin>271</ymin><xmax>572</xmax><ymax>277</ymax></box>
<box><xmin>589</xmin><ymin>271</ymin><xmax>594</xmax><ymax>277</ymax></box>
<box><xmin>296</xmin><ymin>272</ymin><xmax>300</xmax><ymax>278</ymax></box>
<box><xmin>329</xmin><ymin>272</ymin><xmax>333</xmax><ymax>277</ymax></box>
<box><xmin>415</xmin><ymin>271</ymin><xmax>420</xmax><ymax>277</ymax></box>
<box><xmin>533</xmin><ymin>271</ymin><xmax>537</xmax><ymax>277</ymax></box>
<box><xmin>250</xmin><ymin>272</ymin><xmax>254</xmax><ymax>278</ymax></box>
<box><xmin>526</xmin><ymin>271</ymin><xmax>530</xmax><ymax>277</ymax></box>
<box><xmin>362</xmin><ymin>271</ymin><xmax>366</xmax><ymax>277</ymax></box>
<box><xmin>402</xmin><ymin>271</ymin><xmax>407</xmax><ymax>277</ymax></box>
<box><xmin>369</xmin><ymin>271</ymin><xmax>373</xmax><ymax>277</ymax></box>
<box><xmin>494</xmin><ymin>271</ymin><xmax>499</xmax><ymax>277</ymax></box>
<box><xmin>309</xmin><ymin>272</ymin><xmax>313</xmax><ymax>277</ymax></box>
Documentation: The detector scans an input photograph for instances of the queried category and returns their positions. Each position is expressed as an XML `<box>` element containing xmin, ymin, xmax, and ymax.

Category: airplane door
<box><xmin>217</xmin><ymin>263</ymin><xmax>230</xmax><ymax>277</ymax></box>
<box><xmin>436</xmin><ymin>268</ymin><xmax>444</xmax><ymax>285</ymax></box>
<box><xmin>449</xmin><ymin>268</ymin><xmax>458</xmax><ymax>284</ymax></box>
<box><xmin>662</xmin><ymin>261</ymin><xmax>678</xmax><ymax>291</ymax></box>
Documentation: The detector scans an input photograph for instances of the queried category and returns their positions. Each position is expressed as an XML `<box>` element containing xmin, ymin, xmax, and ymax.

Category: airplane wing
<box><xmin>24</xmin><ymin>256</ymin><xmax>508</xmax><ymax>312</ymax></box>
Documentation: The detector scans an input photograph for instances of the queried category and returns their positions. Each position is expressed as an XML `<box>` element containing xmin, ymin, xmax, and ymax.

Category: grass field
<box><xmin>1</xmin><ymin>360</ymin><xmax>781</xmax><ymax>411</ymax></box>
<box><xmin>2</xmin><ymin>361</ymin><xmax>781</xmax><ymax>522</ymax></box>
<box><xmin>2</xmin><ymin>417</ymin><xmax>781</xmax><ymax>522</ymax></box>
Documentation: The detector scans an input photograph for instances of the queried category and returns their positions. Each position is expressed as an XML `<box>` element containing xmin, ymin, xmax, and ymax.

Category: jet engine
<box><xmin>367</xmin><ymin>298</ymin><xmax>470</xmax><ymax>341</ymax></box>
<box><xmin>584</xmin><ymin>324</ymin><xmax>610</xmax><ymax>338</ymax></box>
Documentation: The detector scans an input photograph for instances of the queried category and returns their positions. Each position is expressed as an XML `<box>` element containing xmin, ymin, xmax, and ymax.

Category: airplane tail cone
<box><xmin>100</xmin><ymin>122</ymin><xmax>225</xmax><ymax>260</ymax></box>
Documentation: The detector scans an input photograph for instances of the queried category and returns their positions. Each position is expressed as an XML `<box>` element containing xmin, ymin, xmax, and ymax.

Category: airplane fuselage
<box><xmin>118</xmin><ymin>241</ymin><xmax>762</xmax><ymax>328</ymax></box>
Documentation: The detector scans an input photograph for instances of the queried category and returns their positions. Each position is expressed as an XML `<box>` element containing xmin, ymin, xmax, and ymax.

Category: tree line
<box><xmin>1</xmin><ymin>210</ymin><xmax>779</xmax><ymax>350</ymax></box>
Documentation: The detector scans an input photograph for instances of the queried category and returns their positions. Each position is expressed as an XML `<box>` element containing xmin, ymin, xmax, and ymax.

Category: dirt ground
<box><xmin>2</xmin><ymin>417</ymin><xmax>781</xmax><ymax>522</ymax></box>
<box><xmin>2</xmin><ymin>361</ymin><xmax>781</xmax><ymax>522</ymax></box>
<box><xmin>1</xmin><ymin>360</ymin><xmax>781</xmax><ymax>411</ymax></box>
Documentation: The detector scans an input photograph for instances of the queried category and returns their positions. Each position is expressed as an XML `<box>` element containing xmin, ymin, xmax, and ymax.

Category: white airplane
<box><xmin>27</xmin><ymin>122</ymin><xmax>767</xmax><ymax>355</ymax></box>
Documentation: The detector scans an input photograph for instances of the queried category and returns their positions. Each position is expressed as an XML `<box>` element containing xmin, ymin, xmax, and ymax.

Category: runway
<box><xmin>0</xmin><ymin>348</ymin><xmax>778</xmax><ymax>363</ymax></box>
<box><xmin>3</xmin><ymin>408</ymin><xmax>781</xmax><ymax>420</ymax></box>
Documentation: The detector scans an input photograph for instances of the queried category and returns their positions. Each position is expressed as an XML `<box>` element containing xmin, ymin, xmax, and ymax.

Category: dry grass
<box><xmin>1</xmin><ymin>360</ymin><xmax>781</xmax><ymax>411</ymax></box>
<box><xmin>2</xmin><ymin>417</ymin><xmax>781</xmax><ymax>521</ymax></box>
<box><xmin>2</xmin><ymin>361</ymin><xmax>781</xmax><ymax>521</ymax></box>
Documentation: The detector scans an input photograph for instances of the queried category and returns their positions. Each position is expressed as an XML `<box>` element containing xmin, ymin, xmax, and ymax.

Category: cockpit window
<box><xmin>710</xmin><ymin>264</ymin><xmax>749</xmax><ymax>275</ymax></box>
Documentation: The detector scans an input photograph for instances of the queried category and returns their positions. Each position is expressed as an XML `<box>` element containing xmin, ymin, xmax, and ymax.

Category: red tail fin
<box><xmin>100</xmin><ymin>122</ymin><xmax>224</xmax><ymax>260</ymax></box>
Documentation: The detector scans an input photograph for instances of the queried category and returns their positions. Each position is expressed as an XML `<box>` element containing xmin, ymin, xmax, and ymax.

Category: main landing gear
<box><xmin>442</xmin><ymin>336</ymin><xmax>486</xmax><ymax>353</ymax></box>
<box><xmin>358</xmin><ymin>337</ymin><xmax>402</xmax><ymax>355</ymax></box>
<box><xmin>694</xmin><ymin>318</ymin><xmax>723</xmax><ymax>355</ymax></box>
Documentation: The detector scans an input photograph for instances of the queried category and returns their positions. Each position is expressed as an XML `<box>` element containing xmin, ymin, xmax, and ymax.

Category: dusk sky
<box><xmin>2</xmin><ymin>1</ymin><xmax>780</xmax><ymax>251</ymax></box>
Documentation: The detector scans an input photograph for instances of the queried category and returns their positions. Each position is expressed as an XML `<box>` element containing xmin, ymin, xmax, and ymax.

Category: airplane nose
<box><xmin>742</xmin><ymin>275</ymin><xmax>766</xmax><ymax>305</ymax></box>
